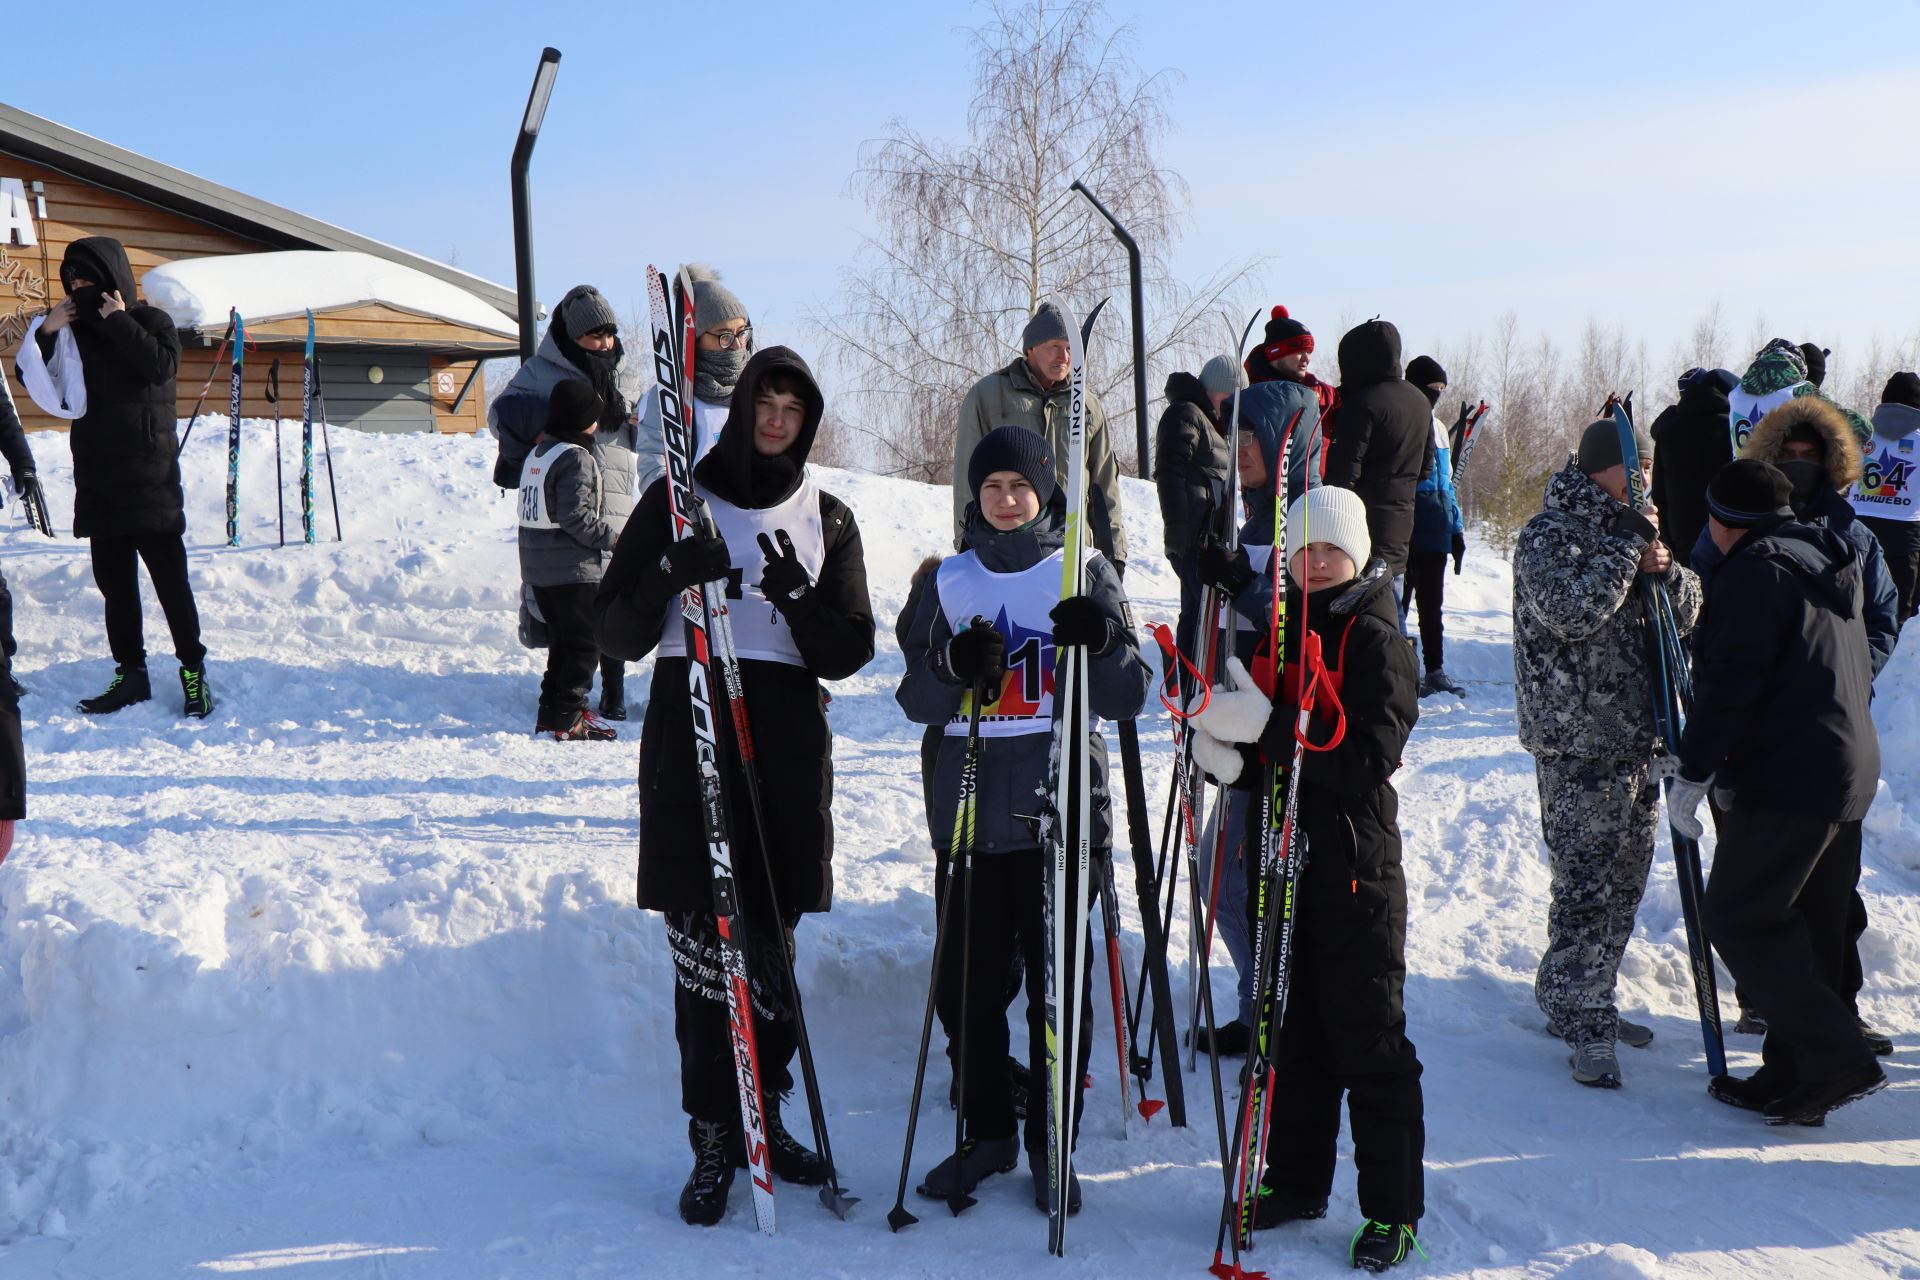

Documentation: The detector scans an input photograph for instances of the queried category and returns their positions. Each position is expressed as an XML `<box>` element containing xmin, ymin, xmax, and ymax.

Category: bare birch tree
<box><xmin>818</xmin><ymin>0</ymin><xmax>1258</xmax><ymax>481</ymax></box>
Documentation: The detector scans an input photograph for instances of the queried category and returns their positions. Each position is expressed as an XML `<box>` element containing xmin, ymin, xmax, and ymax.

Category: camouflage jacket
<box><xmin>1512</xmin><ymin>462</ymin><xmax>1703</xmax><ymax>760</ymax></box>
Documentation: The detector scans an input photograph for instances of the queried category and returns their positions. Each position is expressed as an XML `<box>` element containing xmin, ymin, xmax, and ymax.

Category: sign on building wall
<box><xmin>1</xmin><ymin>178</ymin><xmax>36</xmax><ymax>248</ymax></box>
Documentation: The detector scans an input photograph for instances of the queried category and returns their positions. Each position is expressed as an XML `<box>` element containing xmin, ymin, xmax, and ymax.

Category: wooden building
<box><xmin>0</xmin><ymin>102</ymin><xmax>521</xmax><ymax>434</ymax></box>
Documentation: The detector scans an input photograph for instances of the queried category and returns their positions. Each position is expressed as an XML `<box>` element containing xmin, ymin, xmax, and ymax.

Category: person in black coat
<box><xmin>1649</xmin><ymin>367</ymin><xmax>1737</xmax><ymax>561</ymax></box>
<box><xmin>594</xmin><ymin>345</ymin><xmax>874</xmax><ymax>1226</ymax></box>
<box><xmin>1325</xmin><ymin>320</ymin><xmax>1433</xmax><ymax>585</ymax></box>
<box><xmin>25</xmin><ymin>236</ymin><xmax>211</xmax><ymax>718</ymax></box>
<box><xmin>1190</xmin><ymin>486</ymin><xmax>1425</xmax><ymax>1271</ymax></box>
<box><xmin>1670</xmin><ymin>461</ymin><xmax>1886</xmax><ymax>1126</ymax></box>
<box><xmin>1154</xmin><ymin>357</ymin><xmax>1236</xmax><ymax>659</ymax></box>
<box><xmin>0</xmin><ymin>364</ymin><xmax>48</xmax><ymax>696</ymax></box>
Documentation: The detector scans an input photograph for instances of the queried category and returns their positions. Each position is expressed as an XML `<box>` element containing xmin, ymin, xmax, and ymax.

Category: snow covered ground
<box><xmin>0</xmin><ymin>424</ymin><xmax>1913</xmax><ymax>1278</ymax></box>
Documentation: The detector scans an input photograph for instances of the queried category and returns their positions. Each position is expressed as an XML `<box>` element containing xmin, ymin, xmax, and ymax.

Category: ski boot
<box><xmin>1252</xmin><ymin>1180</ymin><xmax>1328</xmax><ymax>1230</ymax></box>
<box><xmin>1350</xmin><ymin>1220</ymin><xmax>1422</xmax><ymax>1272</ymax></box>
<box><xmin>536</xmin><ymin>709</ymin><xmax>617</xmax><ymax>742</ymax></box>
<box><xmin>1733</xmin><ymin>1007</ymin><xmax>1768</xmax><ymax>1035</ymax></box>
<box><xmin>78</xmin><ymin>665</ymin><xmax>151</xmax><ymax>714</ymax></box>
<box><xmin>1418</xmin><ymin>668</ymin><xmax>1466</xmax><ymax>698</ymax></box>
<box><xmin>678</xmin><ymin>1117</ymin><xmax>736</xmax><ymax>1226</ymax></box>
<box><xmin>916</xmin><ymin>1134</ymin><xmax>1018</xmax><ymax>1199</ymax></box>
<box><xmin>1709</xmin><ymin>1068</ymin><xmax>1823</xmax><ymax>1126</ymax></box>
<box><xmin>761</xmin><ymin>1097</ymin><xmax>832</xmax><ymax>1185</ymax></box>
<box><xmin>1191</xmin><ymin>1019</ymin><xmax>1252</xmax><ymax>1057</ymax></box>
<box><xmin>1029</xmin><ymin>1161</ymin><xmax>1081</xmax><ymax>1215</ymax></box>
<box><xmin>180</xmin><ymin>666</ymin><xmax>215</xmax><ymax>719</ymax></box>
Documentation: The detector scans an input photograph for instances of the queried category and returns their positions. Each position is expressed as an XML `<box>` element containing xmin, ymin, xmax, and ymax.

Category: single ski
<box><xmin>1451</xmin><ymin>399</ymin><xmax>1490</xmax><ymax>485</ymax></box>
<box><xmin>225</xmin><ymin>309</ymin><xmax>244</xmax><ymax>547</ymax></box>
<box><xmin>648</xmin><ymin>263</ymin><xmax>776</xmax><ymax>1236</ymax></box>
<box><xmin>1041</xmin><ymin>293</ymin><xmax>1094</xmax><ymax>1257</ymax></box>
<box><xmin>301</xmin><ymin>310</ymin><xmax>316</xmax><ymax>544</ymax></box>
<box><xmin>265</xmin><ymin>357</ymin><xmax>286</xmax><ymax>547</ymax></box>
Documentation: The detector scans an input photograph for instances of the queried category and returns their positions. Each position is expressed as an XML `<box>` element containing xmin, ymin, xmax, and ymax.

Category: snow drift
<box><xmin>0</xmin><ymin>424</ymin><xmax>1911</xmax><ymax>1277</ymax></box>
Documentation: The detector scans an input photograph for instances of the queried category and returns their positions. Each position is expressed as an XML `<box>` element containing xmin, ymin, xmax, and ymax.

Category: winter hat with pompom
<box><xmin>1254</xmin><ymin>305</ymin><xmax>1313</xmax><ymax>366</ymax></box>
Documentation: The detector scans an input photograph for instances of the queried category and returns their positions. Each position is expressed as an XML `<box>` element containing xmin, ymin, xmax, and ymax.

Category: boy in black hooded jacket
<box><xmin>1189</xmin><ymin>484</ymin><xmax>1426</xmax><ymax>1273</ymax></box>
<box><xmin>25</xmin><ymin>236</ymin><xmax>211</xmax><ymax>717</ymax></box>
<box><xmin>594</xmin><ymin>347</ymin><xmax>875</xmax><ymax>1226</ymax></box>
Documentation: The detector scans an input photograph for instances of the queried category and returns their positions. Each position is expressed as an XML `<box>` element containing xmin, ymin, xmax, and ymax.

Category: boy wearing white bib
<box><xmin>897</xmin><ymin>425</ymin><xmax>1151</xmax><ymax>1213</ymax></box>
<box><xmin>595</xmin><ymin>346</ymin><xmax>876</xmax><ymax>1227</ymax></box>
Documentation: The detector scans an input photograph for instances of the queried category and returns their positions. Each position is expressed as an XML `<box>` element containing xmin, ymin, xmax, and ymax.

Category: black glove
<box><xmin>941</xmin><ymin>618</ymin><xmax>1006</xmax><ymax>686</ymax></box>
<box><xmin>1197</xmin><ymin>538</ymin><xmax>1255</xmax><ymax>595</ymax></box>
<box><xmin>647</xmin><ymin>532</ymin><xmax>732</xmax><ymax>597</ymax></box>
<box><xmin>755</xmin><ymin>529</ymin><xmax>819</xmax><ymax>622</ymax></box>
<box><xmin>1606</xmin><ymin>506</ymin><xmax>1657</xmax><ymax>546</ymax></box>
<box><xmin>16</xmin><ymin>473</ymin><xmax>52</xmax><ymax>538</ymax></box>
<box><xmin>1451</xmin><ymin>530</ymin><xmax>1467</xmax><ymax>575</ymax></box>
<box><xmin>1051</xmin><ymin>595</ymin><xmax>1117</xmax><ymax>655</ymax></box>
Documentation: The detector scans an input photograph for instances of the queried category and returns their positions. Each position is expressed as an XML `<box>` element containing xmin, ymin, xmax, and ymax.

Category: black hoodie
<box><xmin>1325</xmin><ymin>320</ymin><xmax>1433</xmax><ymax>575</ymax></box>
<box><xmin>594</xmin><ymin>346</ymin><xmax>874</xmax><ymax>915</ymax></box>
<box><xmin>1152</xmin><ymin>370</ymin><xmax>1228</xmax><ymax>558</ymax></box>
<box><xmin>1678</xmin><ymin>518</ymin><xmax>1880</xmax><ymax>821</ymax></box>
<box><xmin>25</xmin><ymin>236</ymin><xmax>184</xmax><ymax>538</ymax></box>
<box><xmin>1648</xmin><ymin>375</ymin><xmax>1733</xmax><ymax>559</ymax></box>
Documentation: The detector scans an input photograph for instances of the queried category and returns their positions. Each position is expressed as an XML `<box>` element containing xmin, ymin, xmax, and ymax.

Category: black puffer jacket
<box><xmin>1153</xmin><ymin>371</ymin><xmax>1228</xmax><ymax>558</ymax></box>
<box><xmin>28</xmin><ymin>237</ymin><xmax>184</xmax><ymax>538</ymax></box>
<box><xmin>1325</xmin><ymin>321</ymin><xmax>1433</xmax><ymax>575</ymax></box>
<box><xmin>1678</xmin><ymin>518</ymin><xmax>1880</xmax><ymax>822</ymax></box>
<box><xmin>596</xmin><ymin>347</ymin><xmax>875</xmax><ymax>916</ymax></box>
<box><xmin>1648</xmin><ymin>375</ymin><xmax>1733</xmax><ymax>559</ymax></box>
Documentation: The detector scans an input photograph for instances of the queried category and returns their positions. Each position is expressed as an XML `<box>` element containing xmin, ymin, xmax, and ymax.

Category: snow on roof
<box><xmin>143</xmin><ymin>251</ymin><xmax>517</xmax><ymax>338</ymax></box>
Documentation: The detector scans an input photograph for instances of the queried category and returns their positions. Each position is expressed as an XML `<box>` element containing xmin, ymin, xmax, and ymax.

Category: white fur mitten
<box><xmin>1190</xmin><ymin>727</ymin><xmax>1248</xmax><ymax>787</ymax></box>
<box><xmin>1192</xmin><ymin>657</ymin><xmax>1272</xmax><ymax>744</ymax></box>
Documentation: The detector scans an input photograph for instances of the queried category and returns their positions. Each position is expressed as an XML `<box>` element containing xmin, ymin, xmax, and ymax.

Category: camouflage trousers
<box><xmin>1530</xmin><ymin>755</ymin><xmax>1658</xmax><ymax>1048</ymax></box>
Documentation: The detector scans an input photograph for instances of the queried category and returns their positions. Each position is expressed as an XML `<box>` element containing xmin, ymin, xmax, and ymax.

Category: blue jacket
<box><xmin>1410</xmin><ymin>411</ymin><xmax>1464</xmax><ymax>553</ymax></box>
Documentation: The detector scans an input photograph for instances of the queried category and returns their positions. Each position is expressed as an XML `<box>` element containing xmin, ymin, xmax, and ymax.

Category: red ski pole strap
<box><xmin>1149</xmin><ymin>622</ymin><xmax>1208</xmax><ymax>718</ymax></box>
<box><xmin>1293</xmin><ymin>630</ymin><xmax>1347</xmax><ymax>752</ymax></box>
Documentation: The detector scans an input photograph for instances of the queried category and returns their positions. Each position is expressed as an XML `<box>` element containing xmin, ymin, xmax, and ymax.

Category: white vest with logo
<box><xmin>518</xmin><ymin>440</ymin><xmax>592</xmax><ymax>531</ymax></box>
<box><xmin>656</xmin><ymin>473</ymin><xmax>826</xmax><ymax>667</ymax></box>
<box><xmin>935</xmin><ymin>548</ymin><xmax>1071</xmax><ymax>738</ymax></box>
<box><xmin>1728</xmin><ymin>384</ymin><xmax>1802</xmax><ymax>452</ymax></box>
<box><xmin>1851</xmin><ymin>429</ymin><xmax>1920</xmax><ymax>523</ymax></box>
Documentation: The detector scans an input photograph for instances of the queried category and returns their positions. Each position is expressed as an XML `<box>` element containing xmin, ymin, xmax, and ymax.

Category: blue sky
<box><xmin>9</xmin><ymin>1</ymin><xmax>1920</xmax><ymax>383</ymax></box>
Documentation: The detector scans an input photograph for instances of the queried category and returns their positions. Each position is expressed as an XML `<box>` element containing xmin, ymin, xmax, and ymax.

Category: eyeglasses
<box><xmin>707</xmin><ymin>325</ymin><xmax>752</xmax><ymax>351</ymax></box>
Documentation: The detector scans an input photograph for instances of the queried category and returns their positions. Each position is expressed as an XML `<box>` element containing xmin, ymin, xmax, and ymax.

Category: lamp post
<box><xmin>511</xmin><ymin>47</ymin><xmax>562</xmax><ymax>363</ymax></box>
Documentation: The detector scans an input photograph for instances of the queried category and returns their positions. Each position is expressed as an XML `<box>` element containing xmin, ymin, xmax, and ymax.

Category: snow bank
<box><xmin>0</xmin><ymin>427</ymin><xmax>1910</xmax><ymax>1277</ymax></box>
<box><xmin>143</xmin><ymin>251</ymin><xmax>516</xmax><ymax>335</ymax></box>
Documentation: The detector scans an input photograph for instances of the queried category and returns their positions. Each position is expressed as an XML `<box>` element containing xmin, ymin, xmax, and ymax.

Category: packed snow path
<box><xmin>0</xmin><ymin>427</ymin><xmax>1913</xmax><ymax>1278</ymax></box>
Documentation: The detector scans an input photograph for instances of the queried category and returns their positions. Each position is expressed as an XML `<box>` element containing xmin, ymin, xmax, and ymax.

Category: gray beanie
<box><xmin>1021</xmin><ymin>301</ymin><xmax>1071</xmax><ymax>351</ymax></box>
<box><xmin>685</xmin><ymin>263</ymin><xmax>749</xmax><ymax>336</ymax></box>
<box><xmin>554</xmin><ymin>284</ymin><xmax>617</xmax><ymax>339</ymax></box>
<box><xmin>1577</xmin><ymin>417</ymin><xmax>1653</xmax><ymax>475</ymax></box>
<box><xmin>1199</xmin><ymin>354</ymin><xmax>1242</xmax><ymax>397</ymax></box>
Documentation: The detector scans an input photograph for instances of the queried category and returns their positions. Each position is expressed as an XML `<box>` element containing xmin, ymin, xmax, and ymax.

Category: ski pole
<box><xmin>178</xmin><ymin>317</ymin><xmax>233</xmax><ymax>449</ymax></box>
<box><xmin>888</xmin><ymin>671</ymin><xmax>987</xmax><ymax>1231</ymax></box>
<box><xmin>313</xmin><ymin>355</ymin><xmax>344</xmax><ymax>541</ymax></box>
<box><xmin>1096</xmin><ymin>851</ymin><xmax>1135</xmax><ymax>1136</ymax></box>
<box><xmin>265</xmin><ymin>357</ymin><xmax>286</xmax><ymax>547</ymax></box>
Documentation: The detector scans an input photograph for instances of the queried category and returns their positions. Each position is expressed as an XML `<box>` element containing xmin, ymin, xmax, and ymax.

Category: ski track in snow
<box><xmin>0</xmin><ymin>425</ymin><xmax>1913</xmax><ymax>1278</ymax></box>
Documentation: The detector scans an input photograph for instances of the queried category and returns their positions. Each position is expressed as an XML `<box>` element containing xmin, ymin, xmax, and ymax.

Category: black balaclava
<box><xmin>549</xmin><ymin>285</ymin><xmax>627</xmax><ymax>434</ymax></box>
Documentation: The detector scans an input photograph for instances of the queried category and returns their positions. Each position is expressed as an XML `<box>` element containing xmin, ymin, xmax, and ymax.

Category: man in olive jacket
<box><xmin>951</xmin><ymin>301</ymin><xmax>1128</xmax><ymax>567</ymax></box>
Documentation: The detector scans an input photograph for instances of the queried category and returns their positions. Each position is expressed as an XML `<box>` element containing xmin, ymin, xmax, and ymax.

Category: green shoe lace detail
<box><xmin>1350</xmin><ymin>1220</ymin><xmax>1428</xmax><ymax>1266</ymax></box>
<box><xmin>181</xmin><ymin>671</ymin><xmax>204</xmax><ymax>699</ymax></box>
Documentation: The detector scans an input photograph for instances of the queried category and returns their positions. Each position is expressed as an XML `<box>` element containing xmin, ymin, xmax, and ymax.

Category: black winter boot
<box><xmin>762</xmin><ymin>1098</ymin><xmax>832</xmax><ymax>1186</ymax></box>
<box><xmin>599</xmin><ymin>663</ymin><xmax>627</xmax><ymax>721</ymax></box>
<box><xmin>79</xmin><ymin>665</ymin><xmax>151</xmax><ymax>714</ymax></box>
<box><xmin>678</xmin><ymin>1118</ymin><xmax>736</xmax><ymax>1226</ymax></box>
<box><xmin>916</xmin><ymin>1134</ymin><xmax>1018</xmax><ymax>1200</ymax></box>
<box><xmin>179</xmin><ymin>665</ymin><xmax>215</xmax><ymax>719</ymax></box>
<box><xmin>1350</xmin><ymin>1220</ymin><xmax>1422</xmax><ymax>1272</ymax></box>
